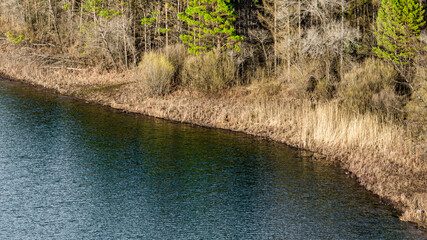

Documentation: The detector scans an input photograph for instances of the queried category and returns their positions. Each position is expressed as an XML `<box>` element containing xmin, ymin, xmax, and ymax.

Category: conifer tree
<box><xmin>373</xmin><ymin>0</ymin><xmax>425</xmax><ymax>66</ymax></box>
<box><xmin>374</xmin><ymin>0</ymin><xmax>426</xmax><ymax>107</ymax></box>
<box><xmin>178</xmin><ymin>0</ymin><xmax>243</xmax><ymax>54</ymax></box>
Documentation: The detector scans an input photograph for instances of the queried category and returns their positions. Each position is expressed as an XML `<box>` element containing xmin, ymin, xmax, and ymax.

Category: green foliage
<box><xmin>62</xmin><ymin>4</ymin><xmax>70</xmax><ymax>10</ymax></box>
<box><xmin>137</xmin><ymin>53</ymin><xmax>175</xmax><ymax>96</ymax></box>
<box><xmin>6</xmin><ymin>31</ymin><xmax>24</xmax><ymax>43</ymax></box>
<box><xmin>140</xmin><ymin>10</ymin><xmax>171</xmax><ymax>39</ymax></box>
<box><xmin>159</xmin><ymin>28</ymin><xmax>171</xmax><ymax>34</ymax></box>
<box><xmin>141</xmin><ymin>13</ymin><xmax>158</xmax><ymax>26</ymax></box>
<box><xmin>83</xmin><ymin>0</ymin><xmax>122</xmax><ymax>20</ymax></box>
<box><xmin>181</xmin><ymin>51</ymin><xmax>236</xmax><ymax>91</ymax></box>
<box><xmin>178</xmin><ymin>0</ymin><xmax>243</xmax><ymax>54</ymax></box>
<box><xmin>373</xmin><ymin>0</ymin><xmax>425</xmax><ymax>65</ymax></box>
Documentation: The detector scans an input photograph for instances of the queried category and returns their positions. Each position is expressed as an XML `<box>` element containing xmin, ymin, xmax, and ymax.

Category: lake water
<box><xmin>0</xmin><ymin>79</ymin><xmax>425</xmax><ymax>239</ymax></box>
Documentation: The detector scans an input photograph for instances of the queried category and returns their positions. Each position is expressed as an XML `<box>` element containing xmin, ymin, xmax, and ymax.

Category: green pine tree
<box><xmin>178</xmin><ymin>0</ymin><xmax>243</xmax><ymax>54</ymax></box>
<box><xmin>373</xmin><ymin>0</ymin><xmax>425</xmax><ymax>66</ymax></box>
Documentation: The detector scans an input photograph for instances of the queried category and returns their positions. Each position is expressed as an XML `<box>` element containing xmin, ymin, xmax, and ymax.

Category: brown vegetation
<box><xmin>136</xmin><ymin>52</ymin><xmax>175</xmax><ymax>96</ymax></box>
<box><xmin>181</xmin><ymin>51</ymin><xmax>236</xmax><ymax>91</ymax></box>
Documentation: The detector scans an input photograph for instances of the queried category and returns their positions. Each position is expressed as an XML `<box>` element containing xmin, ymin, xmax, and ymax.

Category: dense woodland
<box><xmin>0</xmin><ymin>0</ymin><xmax>426</xmax><ymax>134</ymax></box>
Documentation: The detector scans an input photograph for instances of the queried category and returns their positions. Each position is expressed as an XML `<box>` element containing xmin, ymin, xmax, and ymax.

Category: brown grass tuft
<box><xmin>135</xmin><ymin>52</ymin><xmax>175</xmax><ymax>96</ymax></box>
<box><xmin>338</xmin><ymin>58</ymin><xmax>404</xmax><ymax>118</ymax></box>
<box><xmin>181</xmin><ymin>51</ymin><xmax>236</xmax><ymax>91</ymax></box>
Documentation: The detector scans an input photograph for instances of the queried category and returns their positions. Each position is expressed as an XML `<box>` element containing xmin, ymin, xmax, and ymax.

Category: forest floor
<box><xmin>0</xmin><ymin>43</ymin><xmax>426</xmax><ymax>230</ymax></box>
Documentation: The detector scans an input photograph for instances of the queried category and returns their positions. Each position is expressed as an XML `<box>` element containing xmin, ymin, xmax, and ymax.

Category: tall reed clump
<box><xmin>238</xmin><ymin>95</ymin><xmax>408</xmax><ymax>157</ymax></box>
<box><xmin>136</xmin><ymin>52</ymin><xmax>175</xmax><ymax>96</ymax></box>
<box><xmin>235</xmin><ymin>96</ymin><xmax>424</xmax><ymax>227</ymax></box>
<box><xmin>283</xmin><ymin>59</ymin><xmax>333</xmax><ymax>100</ymax></box>
<box><xmin>181</xmin><ymin>51</ymin><xmax>236</xmax><ymax>92</ymax></box>
<box><xmin>162</xmin><ymin>44</ymin><xmax>188</xmax><ymax>86</ymax></box>
<box><xmin>338</xmin><ymin>58</ymin><xmax>404</xmax><ymax>119</ymax></box>
<box><xmin>403</xmin><ymin>62</ymin><xmax>427</xmax><ymax>141</ymax></box>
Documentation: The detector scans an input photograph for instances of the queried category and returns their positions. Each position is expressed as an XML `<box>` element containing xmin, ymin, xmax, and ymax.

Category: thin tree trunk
<box><xmin>156</xmin><ymin>4</ymin><xmax>160</xmax><ymax>49</ymax></box>
<box><xmin>165</xmin><ymin>1</ymin><xmax>169</xmax><ymax>51</ymax></box>
<box><xmin>80</xmin><ymin>1</ymin><xmax>83</xmax><ymax>27</ymax></box>
<box><xmin>355</xmin><ymin>2</ymin><xmax>359</xmax><ymax>39</ymax></box>
<box><xmin>100</xmin><ymin>30</ymin><xmax>119</xmax><ymax>71</ymax></box>
<box><xmin>287</xmin><ymin>6</ymin><xmax>290</xmax><ymax>82</ymax></box>
<box><xmin>48</xmin><ymin>0</ymin><xmax>62</xmax><ymax>46</ymax></box>
<box><xmin>70</xmin><ymin>0</ymin><xmax>75</xmax><ymax>45</ymax></box>
<box><xmin>93</xmin><ymin>7</ymin><xmax>118</xmax><ymax>71</ymax></box>
<box><xmin>34</xmin><ymin>0</ymin><xmax>39</xmax><ymax>28</ymax></box>
<box><xmin>298</xmin><ymin>0</ymin><xmax>301</xmax><ymax>58</ymax></box>
<box><xmin>323</xmin><ymin>20</ymin><xmax>330</xmax><ymax>83</ymax></box>
<box><xmin>122</xmin><ymin>0</ymin><xmax>128</xmax><ymax>69</ymax></box>
<box><xmin>144</xmin><ymin>11</ymin><xmax>147</xmax><ymax>53</ymax></box>
<box><xmin>274</xmin><ymin>0</ymin><xmax>277</xmax><ymax>74</ymax></box>
<box><xmin>132</xmin><ymin>1</ymin><xmax>137</xmax><ymax>66</ymax></box>
<box><xmin>340</xmin><ymin>0</ymin><xmax>344</xmax><ymax>81</ymax></box>
<box><xmin>178</xmin><ymin>0</ymin><xmax>181</xmax><ymax>36</ymax></box>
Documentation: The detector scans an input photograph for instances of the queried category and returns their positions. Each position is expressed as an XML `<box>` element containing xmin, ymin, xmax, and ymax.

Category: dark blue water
<box><xmin>0</xmin><ymin>79</ymin><xmax>425</xmax><ymax>239</ymax></box>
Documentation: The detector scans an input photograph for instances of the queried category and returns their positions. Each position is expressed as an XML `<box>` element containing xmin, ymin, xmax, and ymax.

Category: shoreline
<box><xmin>0</xmin><ymin>72</ymin><xmax>324</xmax><ymax>153</ymax></box>
<box><xmin>0</xmin><ymin>48</ymin><xmax>426</xmax><ymax>230</ymax></box>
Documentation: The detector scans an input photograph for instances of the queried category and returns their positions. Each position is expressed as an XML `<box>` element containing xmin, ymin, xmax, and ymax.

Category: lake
<box><xmin>0</xmin><ymin>78</ymin><xmax>424</xmax><ymax>239</ymax></box>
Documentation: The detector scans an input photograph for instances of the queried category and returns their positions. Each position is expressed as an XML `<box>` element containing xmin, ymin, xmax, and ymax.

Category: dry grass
<box><xmin>0</xmin><ymin>41</ymin><xmax>426</xmax><ymax>229</ymax></box>
<box><xmin>181</xmin><ymin>51</ymin><xmax>236</xmax><ymax>91</ymax></box>
<box><xmin>135</xmin><ymin>52</ymin><xmax>175</xmax><ymax>96</ymax></box>
<box><xmin>0</xmin><ymin>42</ymin><xmax>131</xmax><ymax>95</ymax></box>
<box><xmin>338</xmin><ymin>58</ymin><xmax>404</xmax><ymax>118</ymax></box>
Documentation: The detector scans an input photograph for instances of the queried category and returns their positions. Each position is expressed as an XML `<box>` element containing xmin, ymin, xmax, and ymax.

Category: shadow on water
<box><xmin>0</xmin><ymin>79</ymin><xmax>425</xmax><ymax>239</ymax></box>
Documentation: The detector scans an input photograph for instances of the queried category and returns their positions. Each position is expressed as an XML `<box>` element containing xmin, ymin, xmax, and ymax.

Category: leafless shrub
<box><xmin>162</xmin><ymin>44</ymin><xmax>187</xmax><ymax>72</ymax></box>
<box><xmin>160</xmin><ymin>44</ymin><xmax>188</xmax><ymax>86</ymax></box>
<box><xmin>181</xmin><ymin>51</ymin><xmax>236</xmax><ymax>91</ymax></box>
<box><xmin>338</xmin><ymin>58</ymin><xmax>404</xmax><ymax>118</ymax></box>
<box><xmin>283</xmin><ymin>59</ymin><xmax>326</xmax><ymax>98</ymax></box>
<box><xmin>324</xmin><ymin>21</ymin><xmax>359</xmax><ymax>55</ymax></box>
<box><xmin>136</xmin><ymin>52</ymin><xmax>175</xmax><ymax>96</ymax></box>
<box><xmin>420</xmin><ymin>30</ymin><xmax>427</xmax><ymax>45</ymax></box>
<box><xmin>0</xmin><ymin>0</ymin><xmax>24</xmax><ymax>25</ymax></box>
<box><xmin>301</xmin><ymin>27</ymin><xmax>326</xmax><ymax>58</ymax></box>
<box><xmin>248</xmin><ymin>29</ymin><xmax>273</xmax><ymax>63</ymax></box>
<box><xmin>79</xmin><ymin>12</ymin><xmax>135</xmax><ymax>71</ymax></box>
<box><xmin>304</xmin><ymin>0</ymin><xmax>341</xmax><ymax>23</ymax></box>
<box><xmin>301</xmin><ymin>22</ymin><xmax>359</xmax><ymax>58</ymax></box>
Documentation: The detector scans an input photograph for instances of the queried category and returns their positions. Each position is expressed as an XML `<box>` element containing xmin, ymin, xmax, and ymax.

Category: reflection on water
<box><xmin>0</xmin><ymin>79</ymin><xmax>424</xmax><ymax>239</ymax></box>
